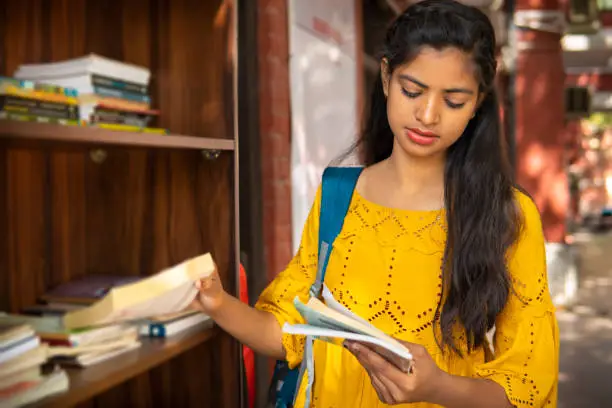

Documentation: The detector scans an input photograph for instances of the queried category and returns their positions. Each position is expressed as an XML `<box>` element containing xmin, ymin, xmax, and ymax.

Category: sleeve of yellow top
<box><xmin>474</xmin><ymin>192</ymin><xmax>560</xmax><ymax>408</ymax></box>
<box><xmin>254</xmin><ymin>185</ymin><xmax>321</xmax><ymax>369</ymax></box>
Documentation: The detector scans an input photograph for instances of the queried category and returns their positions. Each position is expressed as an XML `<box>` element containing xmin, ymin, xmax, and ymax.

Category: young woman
<box><xmin>192</xmin><ymin>0</ymin><xmax>559</xmax><ymax>407</ymax></box>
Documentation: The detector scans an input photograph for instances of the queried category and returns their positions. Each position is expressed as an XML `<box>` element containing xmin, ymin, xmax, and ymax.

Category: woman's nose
<box><xmin>415</xmin><ymin>96</ymin><xmax>441</xmax><ymax>127</ymax></box>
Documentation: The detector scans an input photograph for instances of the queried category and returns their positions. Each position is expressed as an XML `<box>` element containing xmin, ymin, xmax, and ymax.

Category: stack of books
<box><xmin>1</xmin><ymin>313</ymin><xmax>142</xmax><ymax>369</ymax></box>
<box><xmin>0</xmin><ymin>318</ymin><xmax>69</xmax><ymax>406</ymax></box>
<box><xmin>13</xmin><ymin>252</ymin><xmax>215</xmax><ymax>373</ymax></box>
<box><xmin>0</xmin><ymin>76</ymin><xmax>80</xmax><ymax>126</ymax></box>
<box><xmin>14</xmin><ymin>53</ymin><xmax>164</xmax><ymax>134</ymax></box>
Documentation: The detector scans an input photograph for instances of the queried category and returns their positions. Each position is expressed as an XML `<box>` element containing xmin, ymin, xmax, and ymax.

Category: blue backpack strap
<box><xmin>310</xmin><ymin>166</ymin><xmax>363</xmax><ymax>297</ymax></box>
<box><xmin>297</xmin><ymin>166</ymin><xmax>363</xmax><ymax>408</ymax></box>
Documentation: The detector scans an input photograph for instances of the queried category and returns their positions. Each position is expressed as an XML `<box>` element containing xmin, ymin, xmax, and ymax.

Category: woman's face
<box><xmin>382</xmin><ymin>46</ymin><xmax>482</xmax><ymax>159</ymax></box>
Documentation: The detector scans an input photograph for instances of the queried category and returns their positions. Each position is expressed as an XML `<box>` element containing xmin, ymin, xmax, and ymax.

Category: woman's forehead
<box><xmin>395</xmin><ymin>47</ymin><xmax>478</xmax><ymax>89</ymax></box>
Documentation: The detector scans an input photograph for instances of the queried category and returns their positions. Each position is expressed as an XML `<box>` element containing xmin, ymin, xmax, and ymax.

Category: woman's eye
<box><xmin>401</xmin><ymin>88</ymin><xmax>420</xmax><ymax>98</ymax></box>
<box><xmin>445</xmin><ymin>100</ymin><xmax>465</xmax><ymax>109</ymax></box>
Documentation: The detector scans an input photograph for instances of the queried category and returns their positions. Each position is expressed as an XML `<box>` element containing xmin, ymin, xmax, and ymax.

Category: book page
<box><xmin>283</xmin><ymin>323</ymin><xmax>412</xmax><ymax>373</ymax></box>
<box><xmin>104</xmin><ymin>283</ymin><xmax>197</xmax><ymax>324</ymax></box>
<box><xmin>321</xmin><ymin>286</ymin><xmax>382</xmax><ymax>333</ymax></box>
<box><xmin>62</xmin><ymin>253</ymin><xmax>214</xmax><ymax>329</ymax></box>
<box><xmin>293</xmin><ymin>297</ymin><xmax>411</xmax><ymax>358</ymax></box>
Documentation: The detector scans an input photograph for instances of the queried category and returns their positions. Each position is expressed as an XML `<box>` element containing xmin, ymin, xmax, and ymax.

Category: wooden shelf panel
<box><xmin>36</xmin><ymin>326</ymin><xmax>220</xmax><ymax>408</ymax></box>
<box><xmin>0</xmin><ymin>121</ymin><xmax>235</xmax><ymax>151</ymax></box>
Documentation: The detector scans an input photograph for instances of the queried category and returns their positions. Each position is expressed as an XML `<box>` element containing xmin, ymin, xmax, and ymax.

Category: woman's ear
<box><xmin>476</xmin><ymin>92</ymin><xmax>485</xmax><ymax>108</ymax></box>
<box><xmin>472</xmin><ymin>92</ymin><xmax>486</xmax><ymax>117</ymax></box>
<box><xmin>380</xmin><ymin>58</ymin><xmax>390</xmax><ymax>97</ymax></box>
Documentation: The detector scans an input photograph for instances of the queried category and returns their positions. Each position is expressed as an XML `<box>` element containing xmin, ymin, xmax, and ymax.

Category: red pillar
<box><xmin>257</xmin><ymin>0</ymin><xmax>293</xmax><ymax>281</ymax></box>
<box><xmin>514</xmin><ymin>0</ymin><xmax>567</xmax><ymax>243</ymax></box>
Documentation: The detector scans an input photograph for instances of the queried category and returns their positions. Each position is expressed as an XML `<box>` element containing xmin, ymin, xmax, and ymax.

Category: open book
<box><xmin>58</xmin><ymin>253</ymin><xmax>215</xmax><ymax>329</ymax></box>
<box><xmin>283</xmin><ymin>287</ymin><xmax>413</xmax><ymax>373</ymax></box>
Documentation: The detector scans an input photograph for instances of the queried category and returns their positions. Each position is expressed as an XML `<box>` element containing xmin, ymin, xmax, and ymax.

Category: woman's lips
<box><xmin>405</xmin><ymin>128</ymin><xmax>439</xmax><ymax>146</ymax></box>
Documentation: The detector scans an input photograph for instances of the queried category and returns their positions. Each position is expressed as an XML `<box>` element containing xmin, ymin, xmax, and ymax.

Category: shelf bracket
<box><xmin>89</xmin><ymin>148</ymin><xmax>108</xmax><ymax>164</ymax></box>
<box><xmin>201</xmin><ymin>149</ymin><xmax>221</xmax><ymax>160</ymax></box>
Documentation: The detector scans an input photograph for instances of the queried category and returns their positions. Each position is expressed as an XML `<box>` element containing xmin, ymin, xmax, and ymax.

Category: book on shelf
<box><xmin>0</xmin><ymin>74</ymin><xmax>81</xmax><ymax>129</ymax></box>
<box><xmin>7</xmin><ymin>253</ymin><xmax>215</xmax><ymax>332</ymax></box>
<box><xmin>0</xmin><ymin>76</ymin><xmax>78</xmax><ymax>102</ymax></box>
<box><xmin>0</xmin><ymin>111</ymin><xmax>81</xmax><ymax>126</ymax></box>
<box><xmin>0</xmin><ymin>94</ymin><xmax>79</xmax><ymax>121</ymax></box>
<box><xmin>13</xmin><ymin>54</ymin><xmax>161</xmax><ymax>128</ymax></box>
<box><xmin>45</xmin><ymin>327</ymin><xmax>139</xmax><ymax>356</ymax></box>
<box><xmin>283</xmin><ymin>287</ymin><xmax>413</xmax><ymax>373</ymax></box>
<box><xmin>138</xmin><ymin>311</ymin><xmax>212</xmax><ymax>338</ymax></box>
<box><xmin>55</xmin><ymin>341</ymin><xmax>142</xmax><ymax>368</ymax></box>
<box><xmin>0</xmin><ymin>367</ymin><xmax>69</xmax><ymax>408</ymax></box>
<box><xmin>48</xmin><ymin>327</ymin><xmax>142</xmax><ymax>368</ymax></box>
<box><xmin>42</xmin><ymin>274</ymin><xmax>144</xmax><ymax>305</ymax></box>
<box><xmin>0</xmin><ymin>313</ymin><xmax>143</xmax><ymax>369</ymax></box>
<box><xmin>21</xmin><ymin>302</ymin><xmax>87</xmax><ymax>317</ymax></box>
<box><xmin>5</xmin><ymin>54</ymin><xmax>172</xmax><ymax>135</ymax></box>
<box><xmin>14</xmin><ymin>53</ymin><xmax>150</xmax><ymax>86</ymax></box>
<box><xmin>90</xmin><ymin>106</ymin><xmax>156</xmax><ymax>128</ymax></box>
<box><xmin>0</xmin><ymin>321</ymin><xmax>69</xmax><ymax>407</ymax></box>
<box><xmin>61</xmin><ymin>252</ymin><xmax>215</xmax><ymax>329</ymax></box>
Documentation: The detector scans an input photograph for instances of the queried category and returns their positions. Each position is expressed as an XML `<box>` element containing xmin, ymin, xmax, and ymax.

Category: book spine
<box><xmin>91</xmin><ymin>122</ymin><xmax>167</xmax><ymax>134</ymax></box>
<box><xmin>90</xmin><ymin>112</ymin><xmax>149</xmax><ymax>128</ymax></box>
<box><xmin>145</xmin><ymin>324</ymin><xmax>167</xmax><ymax>337</ymax></box>
<box><xmin>94</xmin><ymin>97</ymin><xmax>150</xmax><ymax>112</ymax></box>
<box><xmin>0</xmin><ymin>95</ymin><xmax>79</xmax><ymax>120</ymax></box>
<box><xmin>0</xmin><ymin>111</ymin><xmax>81</xmax><ymax>126</ymax></box>
<box><xmin>1</xmin><ymin>85</ymin><xmax>78</xmax><ymax>105</ymax></box>
<box><xmin>93</xmin><ymin>86</ymin><xmax>151</xmax><ymax>104</ymax></box>
<box><xmin>91</xmin><ymin>74</ymin><xmax>148</xmax><ymax>95</ymax></box>
<box><xmin>0</xmin><ymin>76</ymin><xmax>78</xmax><ymax>98</ymax></box>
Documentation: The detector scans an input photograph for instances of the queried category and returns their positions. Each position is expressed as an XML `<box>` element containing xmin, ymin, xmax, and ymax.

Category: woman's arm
<box><xmin>192</xmin><ymin>185</ymin><xmax>323</xmax><ymax>366</ymax></box>
<box><xmin>197</xmin><ymin>288</ymin><xmax>285</xmax><ymax>359</ymax></box>
<box><xmin>432</xmin><ymin>372</ymin><xmax>512</xmax><ymax>408</ymax></box>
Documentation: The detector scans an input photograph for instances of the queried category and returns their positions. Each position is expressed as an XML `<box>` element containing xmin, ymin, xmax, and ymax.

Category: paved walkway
<box><xmin>557</xmin><ymin>231</ymin><xmax>612</xmax><ymax>407</ymax></box>
<box><xmin>558</xmin><ymin>308</ymin><xmax>612</xmax><ymax>407</ymax></box>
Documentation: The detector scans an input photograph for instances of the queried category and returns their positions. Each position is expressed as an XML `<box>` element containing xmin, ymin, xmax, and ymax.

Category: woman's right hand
<box><xmin>190</xmin><ymin>265</ymin><xmax>227</xmax><ymax>315</ymax></box>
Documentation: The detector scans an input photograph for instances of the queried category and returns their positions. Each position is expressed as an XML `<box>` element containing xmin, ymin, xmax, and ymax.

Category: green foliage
<box><xmin>585</xmin><ymin>112</ymin><xmax>612</xmax><ymax>130</ymax></box>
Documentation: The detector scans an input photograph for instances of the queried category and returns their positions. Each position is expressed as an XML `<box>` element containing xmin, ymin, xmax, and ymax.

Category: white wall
<box><xmin>288</xmin><ymin>0</ymin><xmax>360</xmax><ymax>252</ymax></box>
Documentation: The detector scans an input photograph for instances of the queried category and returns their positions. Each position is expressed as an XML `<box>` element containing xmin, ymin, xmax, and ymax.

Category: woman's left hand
<box><xmin>344</xmin><ymin>340</ymin><xmax>446</xmax><ymax>405</ymax></box>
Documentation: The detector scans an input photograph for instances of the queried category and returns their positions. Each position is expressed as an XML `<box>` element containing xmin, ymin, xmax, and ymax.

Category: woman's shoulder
<box><xmin>508</xmin><ymin>187</ymin><xmax>546</xmax><ymax>265</ymax></box>
<box><xmin>512</xmin><ymin>186</ymin><xmax>543</xmax><ymax>230</ymax></box>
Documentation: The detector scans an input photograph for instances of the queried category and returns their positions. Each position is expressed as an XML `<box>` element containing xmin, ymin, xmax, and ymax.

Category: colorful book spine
<box><xmin>0</xmin><ymin>111</ymin><xmax>82</xmax><ymax>126</ymax></box>
<box><xmin>92</xmin><ymin>122</ymin><xmax>167</xmax><ymax>134</ymax></box>
<box><xmin>0</xmin><ymin>85</ymin><xmax>78</xmax><ymax>105</ymax></box>
<box><xmin>0</xmin><ymin>76</ymin><xmax>79</xmax><ymax>98</ymax></box>
<box><xmin>0</xmin><ymin>95</ymin><xmax>79</xmax><ymax>120</ymax></box>
<box><xmin>90</xmin><ymin>111</ymin><xmax>151</xmax><ymax>128</ymax></box>
<box><xmin>93</xmin><ymin>86</ymin><xmax>150</xmax><ymax>104</ymax></box>
<box><xmin>91</xmin><ymin>74</ymin><xmax>147</xmax><ymax>95</ymax></box>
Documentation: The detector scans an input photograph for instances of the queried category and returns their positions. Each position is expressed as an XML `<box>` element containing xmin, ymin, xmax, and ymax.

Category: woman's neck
<box><xmin>385</xmin><ymin>145</ymin><xmax>446</xmax><ymax>195</ymax></box>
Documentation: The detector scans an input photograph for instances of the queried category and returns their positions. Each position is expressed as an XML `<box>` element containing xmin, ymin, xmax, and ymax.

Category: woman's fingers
<box><xmin>369</xmin><ymin>370</ymin><xmax>395</xmax><ymax>404</ymax></box>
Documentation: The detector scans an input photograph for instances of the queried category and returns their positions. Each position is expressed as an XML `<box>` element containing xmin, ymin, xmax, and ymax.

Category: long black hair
<box><xmin>355</xmin><ymin>0</ymin><xmax>521</xmax><ymax>354</ymax></box>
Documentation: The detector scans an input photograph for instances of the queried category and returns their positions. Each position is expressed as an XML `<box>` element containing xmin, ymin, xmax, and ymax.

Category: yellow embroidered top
<box><xmin>255</xmin><ymin>186</ymin><xmax>559</xmax><ymax>408</ymax></box>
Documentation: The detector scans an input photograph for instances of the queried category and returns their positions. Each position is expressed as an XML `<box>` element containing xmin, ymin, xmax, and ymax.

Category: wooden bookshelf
<box><xmin>0</xmin><ymin>121</ymin><xmax>236</xmax><ymax>151</ymax></box>
<box><xmin>37</xmin><ymin>326</ymin><xmax>221</xmax><ymax>408</ymax></box>
<box><xmin>0</xmin><ymin>0</ymin><xmax>242</xmax><ymax>407</ymax></box>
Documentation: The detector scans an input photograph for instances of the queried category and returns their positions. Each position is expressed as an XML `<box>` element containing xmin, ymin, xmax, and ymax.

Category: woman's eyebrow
<box><xmin>398</xmin><ymin>74</ymin><xmax>474</xmax><ymax>95</ymax></box>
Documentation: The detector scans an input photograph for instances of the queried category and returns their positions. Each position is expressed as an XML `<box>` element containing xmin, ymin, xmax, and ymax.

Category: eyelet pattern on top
<box><xmin>255</xmin><ymin>186</ymin><xmax>559</xmax><ymax>408</ymax></box>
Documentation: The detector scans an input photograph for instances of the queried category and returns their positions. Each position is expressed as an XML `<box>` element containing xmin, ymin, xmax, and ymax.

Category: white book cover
<box><xmin>15</xmin><ymin>53</ymin><xmax>150</xmax><ymax>85</ymax></box>
<box><xmin>0</xmin><ymin>336</ymin><xmax>41</xmax><ymax>365</ymax></box>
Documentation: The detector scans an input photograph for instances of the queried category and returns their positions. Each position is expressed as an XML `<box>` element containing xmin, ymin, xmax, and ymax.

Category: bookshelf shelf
<box><xmin>0</xmin><ymin>120</ymin><xmax>235</xmax><ymax>151</ymax></box>
<box><xmin>36</xmin><ymin>326</ymin><xmax>220</xmax><ymax>408</ymax></box>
